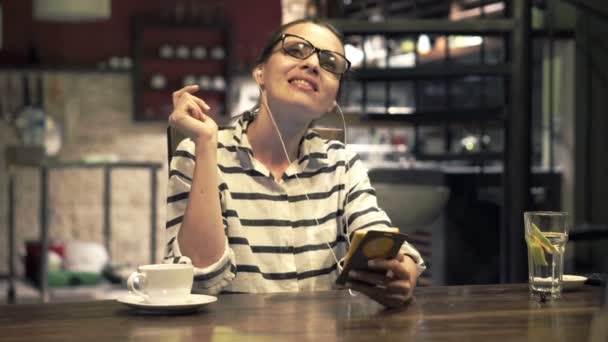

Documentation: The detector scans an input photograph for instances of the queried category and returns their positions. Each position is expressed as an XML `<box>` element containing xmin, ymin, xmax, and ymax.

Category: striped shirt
<box><xmin>165</xmin><ymin>113</ymin><xmax>425</xmax><ymax>294</ymax></box>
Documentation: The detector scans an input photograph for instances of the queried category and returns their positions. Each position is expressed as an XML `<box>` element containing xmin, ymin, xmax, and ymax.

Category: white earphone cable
<box><xmin>260</xmin><ymin>91</ymin><xmax>352</xmax><ymax>278</ymax></box>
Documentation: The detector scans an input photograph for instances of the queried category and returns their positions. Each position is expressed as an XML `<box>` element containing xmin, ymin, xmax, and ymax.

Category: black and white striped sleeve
<box><xmin>343</xmin><ymin>149</ymin><xmax>426</xmax><ymax>276</ymax></box>
<box><xmin>164</xmin><ymin>138</ymin><xmax>236</xmax><ymax>294</ymax></box>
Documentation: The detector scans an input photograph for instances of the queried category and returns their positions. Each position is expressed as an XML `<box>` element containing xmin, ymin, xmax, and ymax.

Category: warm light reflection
<box><xmin>449</xmin><ymin>36</ymin><xmax>484</xmax><ymax>49</ymax></box>
<box><xmin>417</xmin><ymin>35</ymin><xmax>432</xmax><ymax>55</ymax></box>
<box><xmin>400</xmin><ymin>39</ymin><xmax>415</xmax><ymax>53</ymax></box>
<box><xmin>450</xmin><ymin>2</ymin><xmax>505</xmax><ymax>20</ymax></box>
<box><xmin>461</xmin><ymin>136</ymin><xmax>478</xmax><ymax>152</ymax></box>
<box><xmin>388</xmin><ymin>106</ymin><xmax>415</xmax><ymax>114</ymax></box>
<box><xmin>345</xmin><ymin>43</ymin><xmax>364</xmax><ymax>68</ymax></box>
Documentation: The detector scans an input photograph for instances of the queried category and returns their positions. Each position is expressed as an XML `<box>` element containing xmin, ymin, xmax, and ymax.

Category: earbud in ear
<box><xmin>254</xmin><ymin>67</ymin><xmax>265</xmax><ymax>90</ymax></box>
<box><xmin>328</xmin><ymin>100</ymin><xmax>338</xmax><ymax>111</ymax></box>
<box><xmin>252</xmin><ymin>67</ymin><xmax>264</xmax><ymax>91</ymax></box>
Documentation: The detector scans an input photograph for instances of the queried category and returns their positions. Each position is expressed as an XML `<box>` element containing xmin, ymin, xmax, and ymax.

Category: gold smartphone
<box><xmin>335</xmin><ymin>228</ymin><xmax>408</xmax><ymax>286</ymax></box>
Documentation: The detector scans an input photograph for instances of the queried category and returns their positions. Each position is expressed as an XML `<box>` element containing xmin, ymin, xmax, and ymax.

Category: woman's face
<box><xmin>255</xmin><ymin>23</ymin><xmax>343</xmax><ymax>120</ymax></box>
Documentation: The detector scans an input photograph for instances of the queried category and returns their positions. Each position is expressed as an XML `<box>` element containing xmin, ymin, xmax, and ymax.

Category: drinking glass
<box><xmin>524</xmin><ymin>211</ymin><xmax>569</xmax><ymax>300</ymax></box>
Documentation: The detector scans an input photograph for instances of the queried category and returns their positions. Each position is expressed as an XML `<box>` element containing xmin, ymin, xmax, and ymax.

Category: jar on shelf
<box><xmin>120</xmin><ymin>57</ymin><xmax>132</xmax><ymax>69</ymax></box>
<box><xmin>176</xmin><ymin>45</ymin><xmax>190</xmax><ymax>59</ymax></box>
<box><xmin>159</xmin><ymin>44</ymin><xmax>174</xmax><ymax>59</ymax></box>
<box><xmin>183</xmin><ymin>74</ymin><xmax>197</xmax><ymax>87</ymax></box>
<box><xmin>212</xmin><ymin>76</ymin><xmax>226</xmax><ymax>91</ymax></box>
<box><xmin>199</xmin><ymin>75</ymin><xmax>211</xmax><ymax>90</ymax></box>
<box><xmin>192</xmin><ymin>45</ymin><xmax>207</xmax><ymax>59</ymax></box>
<box><xmin>108</xmin><ymin>56</ymin><xmax>121</xmax><ymax>69</ymax></box>
<box><xmin>210</xmin><ymin>46</ymin><xmax>225</xmax><ymax>60</ymax></box>
<box><xmin>150</xmin><ymin>74</ymin><xmax>167</xmax><ymax>89</ymax></box>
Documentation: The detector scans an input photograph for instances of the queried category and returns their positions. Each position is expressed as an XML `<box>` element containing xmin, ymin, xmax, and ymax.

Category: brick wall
<box><xmin>0</xmin><ymin>72</ymin><xmax>168</xmax><ymax>275</ymax></box>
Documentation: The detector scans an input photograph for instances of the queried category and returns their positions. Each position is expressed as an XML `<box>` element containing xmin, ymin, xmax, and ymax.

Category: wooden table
<box><xmin>0</xmin><ymin>284</ymin><xmax>603</xmax><ymax>341</ymax></box>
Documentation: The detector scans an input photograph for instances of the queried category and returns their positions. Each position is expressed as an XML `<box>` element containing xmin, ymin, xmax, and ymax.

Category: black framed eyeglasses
<box><xmin>277</xmin><ymin>33</ymin><xmax>351</xmax><ymax>75</ymax></box>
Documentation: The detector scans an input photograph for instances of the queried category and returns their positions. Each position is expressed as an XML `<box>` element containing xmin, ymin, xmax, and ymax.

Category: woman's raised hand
<box><xmin>168</xmin><ymin>85</ymin><xmax>218</xmax><ymax>145</ymax></box>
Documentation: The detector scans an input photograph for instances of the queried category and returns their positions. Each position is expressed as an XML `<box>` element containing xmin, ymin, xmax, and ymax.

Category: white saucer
<box><xmin>532</xmin><ymin>274</ymin><xmax>588</xmax><ymax>291</ymax></box>
<box><xmin>117</xmin><ymin>294</ymin><xmax>217</xmax><ymax>314</ymax></box>
<box><xmin>562</xmin><ymin>275</ymin><xmax>587</xmax><ymax>291</ymax></box>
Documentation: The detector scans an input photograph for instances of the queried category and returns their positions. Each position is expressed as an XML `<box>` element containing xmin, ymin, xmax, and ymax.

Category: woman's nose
<box><xmin>300</xmin><ymin>53</ymin><xmax>321</xmax><ymax>75</ymax></box>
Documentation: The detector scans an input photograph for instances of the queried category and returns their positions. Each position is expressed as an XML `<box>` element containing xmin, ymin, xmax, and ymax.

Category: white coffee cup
<box><xmin>127</xmin><ymin>264</ymin><xmax>193</xmax><ymax>304</ymax></box>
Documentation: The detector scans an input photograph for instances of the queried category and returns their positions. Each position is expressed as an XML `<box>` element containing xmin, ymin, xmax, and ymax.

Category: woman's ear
<box><xmin>252</xmin><ymin>66</ymin><xmax>264</xmax><ymax>88</ymax></box>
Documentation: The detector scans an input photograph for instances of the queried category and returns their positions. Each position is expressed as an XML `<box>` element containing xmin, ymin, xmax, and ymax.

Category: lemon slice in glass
<box><xmin>525</xmin><ymin>235</ymin><xmax>548</xmax><ymax>266</ymax></box>
<box><xmin>530</xmin><ymin>223</ymin><xmax>560</xmax><ymax>254</ymax></box>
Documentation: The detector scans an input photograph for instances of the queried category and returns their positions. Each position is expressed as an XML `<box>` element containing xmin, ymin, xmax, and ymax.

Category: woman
<box><xmin>166</xmin><ymin>18</ymin><xmax>425</xmax><ymax>308</ymax></box>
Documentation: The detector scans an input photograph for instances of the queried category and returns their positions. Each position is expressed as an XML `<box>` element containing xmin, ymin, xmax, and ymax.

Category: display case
<box><xmin>131</xmin><ymin>15</ymin><xmax>230</xmax><ymax>121</ymax></box>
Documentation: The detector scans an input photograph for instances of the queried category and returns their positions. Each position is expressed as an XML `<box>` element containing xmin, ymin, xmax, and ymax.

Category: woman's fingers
<box><xmin>169</xmin><ymin>102</ymin><xmax>202</xmax><ymax>130</ymax></box>
<box><xmin>349</xmin><ymin>270</ymin><xmax>414</xmax><ymax>296</ymax></box>
<box><xmin>191</xmin><ymin>96</ymin><xmax>211</xmax><ymax>112</ymax></box>
<box><xmin>386</xmin><ymin>279</ymin><xmax>414</xmax><ymax>296</ymax></box>
<box><xmin>346</xmin><ymin>281</ymin><xmax>408</xmax><ymax>308</ymax></box>
<box><xmin>367</xmin><ymin>256</ymin><xmax>410</xmax><ymax>280</ymax></box>
<box><xmin>186</xmin><ymin>99</ymin><xmax>204</xmax><ymax>120</ymax></box>
<box><xmin>173</xmin><ymin>93</ymin><xmax>209</xmax><ymax>121</ymax></box>
<box><xmin>348</xmin><ymin>270</ymin><xmax>390</xmax><ymax>287</ymax></box>
<box><xmin>345</xmin><ymin>281</ymin><xmax>382</xmax><ymax>301</ymax></box>
<box><xmin>171</xmin><ymin>85</ymin><xmax>210</xmax><ymax>121</ymax></box>
<box><xmin>172</xmin><ymin>85</ymin><xmax>201</xmax><ymax>107</ymax></box>
<box><xmin>346</xmin><ymin>254</ymin><xmax>417</xmax><ymax>308</ymax></box>
<box><xmin>172</xmin><ymin>85</ymin><xmax>199</xmax><ymax>99</ymax></box>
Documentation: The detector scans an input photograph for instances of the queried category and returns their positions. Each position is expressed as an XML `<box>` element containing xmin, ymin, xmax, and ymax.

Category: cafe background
<box><xmin>0</xmin><ymin>0</ymin><xmax>606</xmax><ymax>302</ymax></box>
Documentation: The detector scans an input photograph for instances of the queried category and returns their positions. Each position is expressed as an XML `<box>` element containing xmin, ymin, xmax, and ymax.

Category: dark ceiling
<box><xmin>328</xmin><ymin>0</ymin><xmax>506</xmax><ymax>19</ymax></box>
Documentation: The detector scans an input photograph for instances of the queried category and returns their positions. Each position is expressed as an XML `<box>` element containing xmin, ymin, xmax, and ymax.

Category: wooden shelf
<box><xmin>132</xmin><ymin>15</ymin><xmax>230</xmax><ymax>121</ymax></box>
<box><xmin>0</xmin><ymin>65</ymin><xmax>130</xmax><ymax>74</ymax></box>
<box><xmin>416</xmin><ymin>152</ymin><xmax>503</xmax><ymax>162</ymax></box>
<box><xmin>359</xmin><ymin>107</ymin><xmax>505</xmax><ymax>124</ymax></box>
<box><xmin>143</xmin><ymin>87</ymin><xmax>226</xmax><ymax>95</ymax></box>
<box><xmin>331</xmin><ymin>18</ymin><xmax>516</xmax><ymax>35</ymax></box>
<box><xmin>351</xmin><ymin>64</ymin><xmax>510</xmax><ymax>80</ymax></box>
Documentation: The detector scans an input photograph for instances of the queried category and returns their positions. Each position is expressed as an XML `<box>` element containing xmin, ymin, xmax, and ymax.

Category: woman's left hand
<box><xmin>346</xmin><ymin>253</ymin><xmax>419</xmax><ymax>308</ymax></box>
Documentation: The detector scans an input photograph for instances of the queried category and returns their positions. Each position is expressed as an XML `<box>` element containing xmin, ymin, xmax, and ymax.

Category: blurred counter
<box><xmin>364</xmin><ymin>159</ymin><xmax>561</xmax><ymax>285</ymax></box>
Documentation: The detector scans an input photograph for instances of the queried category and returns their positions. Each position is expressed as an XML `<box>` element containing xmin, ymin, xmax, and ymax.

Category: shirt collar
<box><xmin>231</xmin><ymin>112</ymin><xmax>330</xmax><ymax>172</ymax></box>
<box><xmin>231</xmin><ymin>113</ymin><xmax>256</xmax><ymax>171</ymax></box>
<box><xmin>297</xmin><ymin>129</ymin><xmax>330</xmax><ymax>170</ymax></box>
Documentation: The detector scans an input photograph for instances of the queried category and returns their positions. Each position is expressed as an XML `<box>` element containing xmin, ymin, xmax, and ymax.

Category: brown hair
<box><xmin>253</xmin><ymin>18</ymin><xmax>345</xmax><ymax>69</ymax></box>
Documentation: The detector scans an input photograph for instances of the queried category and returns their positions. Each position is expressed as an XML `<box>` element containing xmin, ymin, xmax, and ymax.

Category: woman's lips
<box><xmin>288</xmin><ymin>78</ymin><xmax>318</xmax><ymax>92</ymax></box>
